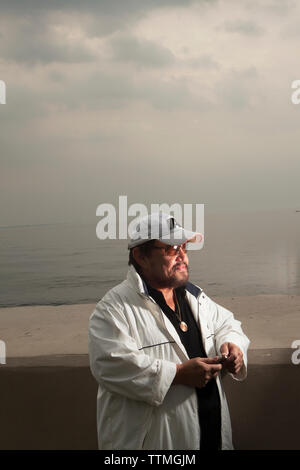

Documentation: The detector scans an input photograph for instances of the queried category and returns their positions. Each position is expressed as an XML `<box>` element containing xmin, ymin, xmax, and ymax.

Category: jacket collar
<box><xmin>126</xmin><ymin>265</ymin><xmax>202</xmax><ymax>299</ymax></box>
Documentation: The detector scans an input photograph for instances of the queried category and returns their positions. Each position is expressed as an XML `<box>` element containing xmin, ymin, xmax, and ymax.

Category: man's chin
<box><xmin>175</xmin><ymin>274</ymin><xmax>189</xmax><ymax>287</ymax></box>
<box><xmin>169</xmin><ymin>269</ymin><xmax>189</xmax><ymax>288</ymax></box>
<box><xmin>150</xmin><ymin>266</ymin><xmax>189</xmax><ymax>288</ymax></box>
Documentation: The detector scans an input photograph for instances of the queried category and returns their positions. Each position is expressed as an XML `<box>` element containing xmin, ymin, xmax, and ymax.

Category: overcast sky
<box><xmin>0</xmin><ymin>0</ymin><xmax>299</xmax><ymax>226</ymax></box>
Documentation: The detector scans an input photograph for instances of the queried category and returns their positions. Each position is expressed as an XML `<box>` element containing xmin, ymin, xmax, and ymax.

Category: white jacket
<box><xmin>89</xmin><ymin>265</ymin><xmax>250</xmax><ymax>450</ymax></box>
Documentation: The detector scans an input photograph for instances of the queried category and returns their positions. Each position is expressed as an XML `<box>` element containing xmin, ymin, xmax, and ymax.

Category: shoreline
<box><xmin>0</xmin><ymin>294</ymin><xmax>299</xmax><ymax>358</ymax></box>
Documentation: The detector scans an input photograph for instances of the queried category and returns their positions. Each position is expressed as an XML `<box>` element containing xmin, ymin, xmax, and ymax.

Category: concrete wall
<box><xmin>0</xmin><ymin>350</ymin><xmax>299</xmax><ymax>450</ymax></box>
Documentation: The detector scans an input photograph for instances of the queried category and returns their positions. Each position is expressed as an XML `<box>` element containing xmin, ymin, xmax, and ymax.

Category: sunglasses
<box><xmin>152</xmin><ymin>243</ymin><xmax>188</xmax><ymax>256</ymax></box>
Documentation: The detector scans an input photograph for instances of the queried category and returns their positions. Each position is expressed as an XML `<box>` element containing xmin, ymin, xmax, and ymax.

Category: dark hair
<box><xmin>128</xmin><ymin>239</ymin><xmax>156</xmax><ymax>274</ymax></box>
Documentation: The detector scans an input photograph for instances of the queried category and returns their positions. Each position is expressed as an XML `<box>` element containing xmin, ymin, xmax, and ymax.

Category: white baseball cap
<box><xmin>128</xmin><ymin>212</ymin><xmax>203</xmax><ymax>249</ymax></box>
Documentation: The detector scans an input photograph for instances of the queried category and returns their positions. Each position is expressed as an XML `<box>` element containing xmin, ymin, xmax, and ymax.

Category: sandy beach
<box><xmin>0</xmin><ymin>294</ymin><xmax>299</xmax><ymax>358</ymax></box>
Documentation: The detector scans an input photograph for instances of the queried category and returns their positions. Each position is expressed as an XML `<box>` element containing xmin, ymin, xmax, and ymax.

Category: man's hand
<box><xmin>172</xmin><ymin>357</ymin><xmax>222</xmax><ymax>388</ymax></box>
<box><xmin>220</xmin><ymin>342</ymin><xmax>244</xmax><ymax>375</ymax></box>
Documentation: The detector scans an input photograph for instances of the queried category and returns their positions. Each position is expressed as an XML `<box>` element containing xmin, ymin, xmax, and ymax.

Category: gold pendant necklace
<box><xmin>174</xmin><ymin>291</ymin><xmax>188</xmax><ymax>332</ymax></box>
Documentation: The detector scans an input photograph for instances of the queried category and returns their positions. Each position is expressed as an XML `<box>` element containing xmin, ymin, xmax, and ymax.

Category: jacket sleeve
<box><xmin>88</xmin><ymin>297</ymin><xmax>177</xmax><ymax>407</ymax></box>
<box><xmin>206</xmin><ymin>295</ymin><xmax>250</xmax><ymax>381</ymax></box>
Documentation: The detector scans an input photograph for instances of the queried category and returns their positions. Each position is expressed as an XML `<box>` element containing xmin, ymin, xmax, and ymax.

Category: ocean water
<box><xmin>0</xmin><ymin>209</ymin><xmax>300</xmax><ymax>307</ymax></box>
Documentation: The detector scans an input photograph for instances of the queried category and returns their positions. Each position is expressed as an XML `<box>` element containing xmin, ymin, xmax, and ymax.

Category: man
<box><xmin>89</xmin><ymin>212</ymin><xmax>250</xmax><ymax>450</ymax></box>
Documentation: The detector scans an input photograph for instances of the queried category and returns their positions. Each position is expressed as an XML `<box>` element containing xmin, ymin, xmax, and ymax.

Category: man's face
<box><xmin>140</xmin><ymin>241</ymin><xmax>189</xmax><ymax>288</ymax></box>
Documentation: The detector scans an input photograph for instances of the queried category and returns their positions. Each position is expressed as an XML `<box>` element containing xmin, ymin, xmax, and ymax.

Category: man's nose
<box><xmin>176</xmin><ymin>246</ymin><xmax>187</xmax><ymax>260</ymax></box>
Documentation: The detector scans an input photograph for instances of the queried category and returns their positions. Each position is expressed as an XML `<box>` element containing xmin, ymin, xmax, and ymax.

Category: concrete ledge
<box><xmin>0</xmin><ymin>349</ymin><xmax>299</xmax><ymax>450</ymax></box>
<box><xmin>0</xmin><ymin>361</ymin><xmax>97</xmax><ymax>450</ymax></box>
<box><xmin>223</xmin><ymin>359</ymin><xmax>300</xmax><ymax>449</ymax></box>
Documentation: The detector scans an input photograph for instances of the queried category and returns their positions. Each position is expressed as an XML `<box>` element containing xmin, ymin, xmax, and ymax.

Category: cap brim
<box><xmin>159</xmin><ymin>228</ymin><xmax>203</xmax><ymax>245</ymax></box>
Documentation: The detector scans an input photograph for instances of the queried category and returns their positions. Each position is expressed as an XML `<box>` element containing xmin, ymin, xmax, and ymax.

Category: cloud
<box><xmin>216</xmin><ymin>67</ymin><xmax>258</xmax><ymax>110</ymax></box>
<box><xmin>110</xmin><ymin>34</ymin><xmax>175</xmax><ymax>67</ymax></box>
<box><xmin>185</xmin><ymin>54</ymin><xmax>220</xmax><ymax>69</ymax></box>
<box><xmin>50</xmin><ymin>68</ymin><xmax>208</xmax><ymax>112</ymax></box>
<box><xmin>280</xmin><ymin>19</ymin><xmax>300</xmax><ymax>38</ymax></box>
<box><xmin>222</xmin><ymin>19</ymin><xmax>264</xmax><ymax>36</ymax></box>
<box><xmin>245</xmin><ymin>0</ymin><xmax>296</xmax><ymax>17</ymax></box>
<box><xmin>0</xmin><ymin>1</ymin><xmax>215</xmax><ymax>42</ymax></box>
<box><xmin>0</xmin><ymin>15</ymin><xmax>95</xmax><ymax>64</ymax></box>
<box><xmin>0</xmin><ymin>0</ymin><xmax>201</xmax><ymax>15</ymax></box>
<box><xmin>0</xmin><ymin>1</ymin><xmax>216</xmax><ymax>64</ymax></box>
<box><xmin>2</xmin><ymin>0</ymin><xmax>300</xmax><ymax>227</ymax></box>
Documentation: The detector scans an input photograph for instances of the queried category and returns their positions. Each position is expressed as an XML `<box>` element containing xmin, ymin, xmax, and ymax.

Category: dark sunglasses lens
<box><xmin>166</xmin><ymin>244</ymin><xmax>187</xmax><ymax>255</ymax></box>
<box><xmin>166</xmin><ymin>246</ymin><xmax>177</xmax><ymax>256</ymax></box>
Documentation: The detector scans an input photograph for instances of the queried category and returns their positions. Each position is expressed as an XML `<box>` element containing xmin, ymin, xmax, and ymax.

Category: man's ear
<box><xmin>132</xmin><ymin>247</ymin><xmax>147</xmax><ymax>270</ymax></box>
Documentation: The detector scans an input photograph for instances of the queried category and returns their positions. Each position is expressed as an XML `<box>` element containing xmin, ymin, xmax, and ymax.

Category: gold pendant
<box><xmin>180</xmin><ymin>321</ymin><xmax>188</xmax><ymax>332</ymax></box>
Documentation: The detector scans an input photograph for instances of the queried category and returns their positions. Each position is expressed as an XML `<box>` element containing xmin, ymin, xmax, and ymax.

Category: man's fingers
<box><xmin>211</xmin><ymin>370</ymin><xmax>220</xmax><ymax>379</ymax></box>
<box><xmin>201</xmin><ymin>356</ymin><xmax>219</xmax><ymax>364</ymax></box>
<box><xmin>201</xmin><ymin>357</ymin><xmax>221</xmax><ymax>364</ymax></box>
<box><xmin>221</xmin><ymin>343</ymin><xmax>244</xmax><ymax>363</ymax></box>
<box><xmin>226</xmin><ymin>355</ymin><xmax>236</xmax><ymax>362</ymax></box>
<box><xmin>208</xmin><ymin>364</ymin><xmax>222</xmax><ymax>373</ymax></box>
<box><xmin>226</xmin><ymin>357</ymin><xmax>243</xmax><ymax>374</ymax></box>
<box><xmin>220</xmin><ymin>343</ymin><xmax>229</xmax><ymax>356</ymax></box>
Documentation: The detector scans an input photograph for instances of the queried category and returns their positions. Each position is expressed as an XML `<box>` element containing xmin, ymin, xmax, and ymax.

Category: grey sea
<box><xmin>1</xmin><ymin>209</ymin><xmax>300</xmax><ymax>308</ymax></box>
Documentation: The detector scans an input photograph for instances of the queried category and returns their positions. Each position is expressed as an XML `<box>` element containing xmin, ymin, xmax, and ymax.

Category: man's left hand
<box><xmin>220</xmin><ymin>342</ymin><xmax>244</xmax><ymax>375</ymax></box>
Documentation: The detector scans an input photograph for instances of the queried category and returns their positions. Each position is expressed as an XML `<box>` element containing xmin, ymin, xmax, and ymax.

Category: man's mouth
<box><xmin>174</xmin><ymin>264</ymin><xmax>187</xmax><ymax>271</ymax></box>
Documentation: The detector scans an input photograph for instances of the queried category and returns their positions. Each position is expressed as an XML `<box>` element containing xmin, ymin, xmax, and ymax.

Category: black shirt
<box><xmin>143</xmin><ymin>280</ymin><xmax>221</xmax><ymax>450</ymax></box>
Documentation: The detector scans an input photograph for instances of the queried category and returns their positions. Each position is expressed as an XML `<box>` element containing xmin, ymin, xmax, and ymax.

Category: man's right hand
<box><xmin>172</xmin><ymin>357</ymin><xmax>222</xmax><ymax>388</ymax></box>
